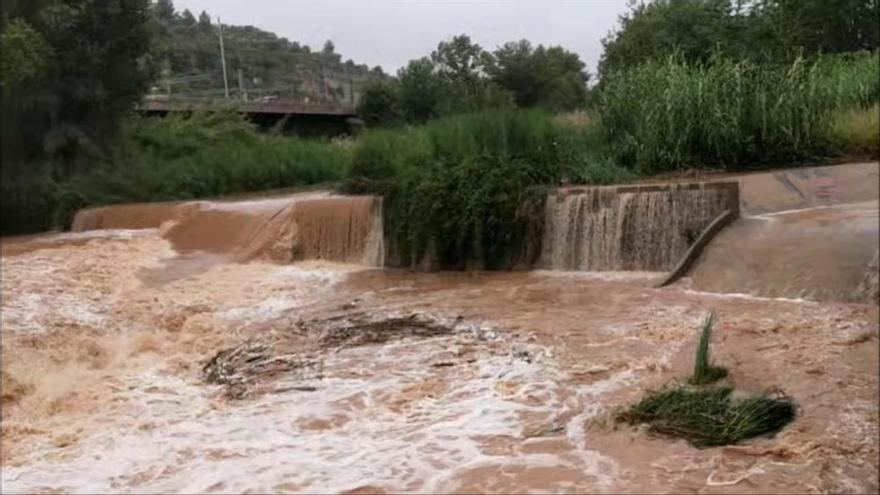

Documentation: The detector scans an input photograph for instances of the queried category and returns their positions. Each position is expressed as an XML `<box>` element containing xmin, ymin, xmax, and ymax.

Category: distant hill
<box><xmin>147</xmin><ymin>2</ymin><xmax>387</xmax><ymax>105</ymax></box>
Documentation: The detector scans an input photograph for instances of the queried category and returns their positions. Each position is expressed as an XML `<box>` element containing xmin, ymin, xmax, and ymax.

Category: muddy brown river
<box><xmin>1</xmin><ymin>163</ymin><xmax>878</xmax><ymax>494</ymax></box>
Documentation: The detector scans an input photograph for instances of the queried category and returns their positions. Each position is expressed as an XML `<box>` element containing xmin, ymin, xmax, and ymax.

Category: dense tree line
<box><xmin>359</xmin><ymin>0</ymin><xmax>877</xmax><ymax>127</ymax></box>
<box><xmin>599</xmin><ymin>0</ymin><xmax>879</xmax><ymax>78</ymax></box>
<box><xmin>1</xmin><ymin>0</ymin><xmax>152</xmax><ymax>232</ymax></box>
<box><xmin>357</xmin><ymin>35</ymin><xmax>589</xmax><ymax>126</ymax></box>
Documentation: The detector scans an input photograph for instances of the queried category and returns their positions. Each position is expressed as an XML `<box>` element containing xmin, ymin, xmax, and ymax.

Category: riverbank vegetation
<box><xmin>347</xmin><ymin>110</ymin><xmax>632</xmax><ymax>268</ymax></box>
<box><xmin>598</xmin><ymin>52</ymin><xmax>879</xmax><ymax>173</ymax></box>
<box><xmin>348</xmin><ymin>50</ymin><xmax>876</xmax><ymax>267</ymax></box>
<box><xmin>52</xmin><ymin>113</ymin><xmax>349</xmax><ymax>227</ymax></box>
<box><xmin>1</xmin><ymin>0</ymin><xmax>877</xmax><ymax>238</ymax></box>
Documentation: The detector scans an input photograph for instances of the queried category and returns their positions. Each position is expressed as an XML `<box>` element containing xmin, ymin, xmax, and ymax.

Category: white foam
<box><xmin>680</xmin><ymin>289</ymin><xmax>816</xmax><ymax>305</ymax></box>
<box><xmin>531</xmin><ymin>270</ymin><xmax>664</xmax><ymax>282</ymax></box>
<box><xmin>218</xmin><ymin>296</ymin><xmax>302</xmax><ymax>323</ymax></box>
<box><xmin>2</xmin><ymin>336</ymin><xmax>621</xmax><ymax>494</ymax></box>
<box><xmin>269</xmin><ymin>263</ymin><xmax>361</xmax><ymax>286</ymax></box>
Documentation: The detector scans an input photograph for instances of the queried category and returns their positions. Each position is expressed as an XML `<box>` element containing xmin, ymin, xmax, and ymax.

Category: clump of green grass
<box><xmin>689</xmin><ymin>310</ymin><xmax>728</xmax><ymax>385</ymax></box>
<box><xmin>617</xmin><ymin>386</ymin><xmax>797</xmax><ymax>447</ymax></box>
<box><xmin>618</xmin><ymin>310</ymin><xmax>796</xmax><ymax>447</ymax></box>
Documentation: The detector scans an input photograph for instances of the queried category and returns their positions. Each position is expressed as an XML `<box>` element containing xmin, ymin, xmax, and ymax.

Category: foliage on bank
<box><xmin>346</xmin><ymin>109</ymin><xmax>633</xmax><ymax>269</ymax></box>
<box><xmin>50</xmin><ymin>112</ymin><xmax>350</xmax><ymax>229</ymax></box>
<box><xmin>598</xmin><ymin>52</ymin><xmax>879</xmax><ymax>173</ymax></box>
<box><xmin>1</xmin><ymin>0</ymin><xmax>153</xmax><ymax>235</ymax></box>
<box><xmin>599</xmin><ymin>0</ymin><xmax>879</xmax><ymax>78</ymax></box>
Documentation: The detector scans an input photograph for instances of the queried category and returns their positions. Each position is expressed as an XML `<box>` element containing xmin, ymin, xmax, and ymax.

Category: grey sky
<box><xmin>172</xmin><ymin>0</ymin><xmax>631</xmax><ymax>74</ymax></box>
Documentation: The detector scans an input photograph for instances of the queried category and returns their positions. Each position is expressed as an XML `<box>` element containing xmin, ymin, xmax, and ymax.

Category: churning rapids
<box><xmin>1</xmin><ymin>163</ymin><xmax>878</xmax><ymax>494</ymax></box>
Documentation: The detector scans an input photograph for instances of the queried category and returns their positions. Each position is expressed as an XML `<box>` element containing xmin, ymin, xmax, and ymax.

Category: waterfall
<box><xmin>540</xmin><ymin>183</ymin><xmax>738</xmax><ymax>271</ymax></box>
<box><xmin>71</xmin><ymin>194</ymin><xmax>386</xmax><ymax>267</ymax></box>
<box><xmin>284</xmin><ymin>196</ymin><xmax>385</xmax><ymax>265</ymax></box>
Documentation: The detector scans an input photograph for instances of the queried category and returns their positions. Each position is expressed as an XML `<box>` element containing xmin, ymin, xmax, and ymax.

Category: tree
<box><xmin>431</xmin><ymin>34</ymin><xmax>486</xmax><ymax>84</ymax></box>
<box><xmin>753</xmin><ymin>0</ymin><xmax>879</xmax><ymax>55</ymax></box>
<box><xmin>598</xmin><ymin>0</ymin><xmax>880</xmax><ymax>78</ymax></box>
<box><xmin>321</xmin><ymin>39</ymin><xmax>341</xmax><ymax>64</ymax></box>
<box><xmin>0</xmin><ymin>19</ymin><xmax>51</xmax><ymax>88</ymax></box>
<box><xmin>154</xmin><ymin>0</ymin><xmax>175</xmax><ymax>20</ymax></box>
<box><xmin>357</xmin><ymin>81</ymin><xmax>403</xmax><ymax>127</ymax></box>
<box><xmin>487</xmin><ymin>40</ymin><xmax>588</xmax><ymax>110</ymax></box>
<box><xmin>397</xmin><ymin>57</ymin><xmax>443</xmax><ymax>123</ymax></box>
<box><xmin>599</xmin><ymin>0</ymin><xmax>733</xmax><ymax>77</ymax></box>
<box><xmin>198</xmin><ymin>10</ymin><xmax>211</xmax><ymax>27</ymax></box>
<box><xmin>2</xmin><ymin>0</ymin><xmax>153</xmax><ymax>233</ymax></box>
<box><xmin>180</xmin><ymin>8</ymin><xmax>195</xmax><ymax>25</ymax></box>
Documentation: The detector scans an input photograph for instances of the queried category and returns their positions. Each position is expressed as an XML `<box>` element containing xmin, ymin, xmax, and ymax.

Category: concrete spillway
<box><xmin>539</xmin><ymin>182</ymin><xmax>738</xmax><ymax>271</ymax></box>
<box><xmin>72</xmin><ymin>193</ymin><xmax>385</xmax><ymax>266</ymax></box>
<box><xmin>687</xmin><ymin>162</ymin><xmax>880</xmax><ymax>303</ymax></box>
<box><xmin>66</xmin><ymin>161</ymin><xmax>879</xmax><ymax>302</ymax></box>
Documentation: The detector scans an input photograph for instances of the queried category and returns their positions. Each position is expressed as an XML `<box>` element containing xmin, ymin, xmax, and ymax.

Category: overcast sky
<box><xmin>173</xmin><ymin>0</ymin><xmax>631</xmax><ymax>74</ymax></box>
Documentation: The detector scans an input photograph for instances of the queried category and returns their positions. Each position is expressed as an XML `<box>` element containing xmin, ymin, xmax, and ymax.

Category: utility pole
<box><xmin>217</xmin><ymin>17</ymin><xmax>230</xmax><ymax>100</ymax></box>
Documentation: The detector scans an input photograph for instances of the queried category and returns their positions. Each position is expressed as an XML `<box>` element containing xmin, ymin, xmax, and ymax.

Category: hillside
<box><xmin>148</xmin><ymin>2</ymin><xmax>386</xmax><ymax>105</ymax></box>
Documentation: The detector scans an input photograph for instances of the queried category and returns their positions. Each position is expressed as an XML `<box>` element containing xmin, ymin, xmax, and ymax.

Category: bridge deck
<box><xmin>140</xmin><ymin>98</ymin><xmax>356</xmax><ymax>117</ymax></box>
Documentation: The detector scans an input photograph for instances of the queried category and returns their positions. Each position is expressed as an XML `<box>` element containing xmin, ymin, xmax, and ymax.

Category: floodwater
<box><xmin>688</xmin><ymin>200</ymin><xmax>880</xmax><ymax>302</ymax></box>
<box><xmin>2</xmin><ymin>228</ymin><xmax>877</xmax><ymax>494</ymax></box>
<box><xmin>2</xmin><ymin>163</ymin><xmax>879</xmax><ymax>494</ymax></box>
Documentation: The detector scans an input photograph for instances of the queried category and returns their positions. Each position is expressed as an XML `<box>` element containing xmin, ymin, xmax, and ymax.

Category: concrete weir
<box><xmin>539</xmin><ymin>181</ymin><xmax>739</xmax><ymax>272</ymax></box>
<box><xmin>71</xmin><ymin>193</ymin><xmax>385</xmax><ymax>266</ymax></box>
<box><xmin>64</xmin><ymin>161</ymin><xmax>878</xmax><ymax>302</ymax></box>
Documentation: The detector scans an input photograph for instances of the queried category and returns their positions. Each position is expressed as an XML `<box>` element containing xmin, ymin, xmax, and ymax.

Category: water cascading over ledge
<box><xmin>71</xmin><ymin>194</ymin><xmax>386</xmax><ymax>266</ymax></box>
<box><xmin>539</xmin><ymin>182</ymin><xmax>739</xmax><ymax>271</ymax></box>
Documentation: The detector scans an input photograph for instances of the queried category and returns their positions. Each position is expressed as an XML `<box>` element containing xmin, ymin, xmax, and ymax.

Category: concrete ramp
<box><xmin>737</xmin><ymin>161</ymin><xmax>879</xmax><ymax>215</ymax></box>
<box><xmin>688</xmin><ymin>201</ymin><xmax>879</xmax><ymax>302</ymax></box>
<box><xmin>686</xmin><ymin>162</ymin><xmax>880</xmax><ymax>303</ymax></box>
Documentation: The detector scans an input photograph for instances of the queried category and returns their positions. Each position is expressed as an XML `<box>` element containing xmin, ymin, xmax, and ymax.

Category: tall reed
<box><xmin>598</xmin><ymin>52</ymin><xmax>879</xmax><ymax>173</ymax></box>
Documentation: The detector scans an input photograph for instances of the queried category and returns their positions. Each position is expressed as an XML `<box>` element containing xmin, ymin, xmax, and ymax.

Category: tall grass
<box><xmin>346</xmin><ymin>109</ymin><xmax>634</xmax><ymax>269</ymax></box>
<box><xmin>598</xmin><ymin>51</ymin><xmax>879</xmax><ymax>173</ymax></box>
<box><xmin>690</xmin><ymin>310</ymin><xmax>728</xmax><ymax>385</ymax></box>
<box><xmin>832</xmin><ymin>104</ymin><xmax>880</xmax><ymax>156</ymax></box>
<box><xmin>53</xmin><ymin>112</ymin><xmax>351</xmax><ymax>228</ymax></box>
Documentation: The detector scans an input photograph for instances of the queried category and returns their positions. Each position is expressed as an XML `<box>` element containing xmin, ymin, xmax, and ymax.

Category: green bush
<box><xmin>0</xmin><ymin>173</ymin><xmax>57</xmax><ymax>235</ymax></box>
<box><xmin>598</xmin><ymin>52</ymin><xmax>879</xmax><ymax>173</ymax></box>
<box><xmin>52</xmin><ymin>112</ymin><xmax>350</xmax><ymax>227</ymax></box>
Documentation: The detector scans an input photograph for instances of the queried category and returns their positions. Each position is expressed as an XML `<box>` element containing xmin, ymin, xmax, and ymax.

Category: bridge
<box><xmin>139</xmin><ymin>97</ymin><xmax>357</xmax><ymax>117</ymax></box>
<box><xmin>138</xmin><ymin>97</ymin><xmax>360</xmax><ymax>136</ymax></box>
